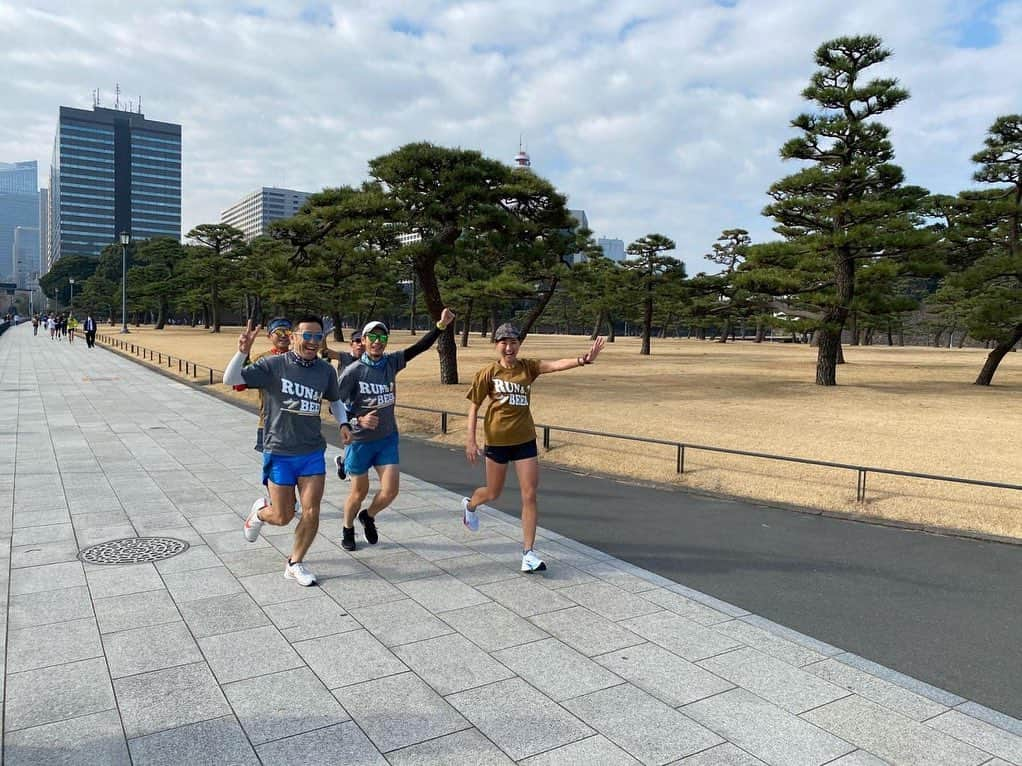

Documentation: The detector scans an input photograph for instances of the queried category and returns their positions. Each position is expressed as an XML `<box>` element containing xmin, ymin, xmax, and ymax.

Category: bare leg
<box><xmin>262</xmin><ymin>481</ymin><xmax>298</xmax><ymax>526</ymax></box>
<box><xmin>343</xmin><ymin>473</ymin><xmax>370</xmax><ymax>528</ymax></box>
<box><xmin>468</xmin><ymin>458</ymin><xmax>509</xmax><ymax>510</ymax></box>
<box><xmin>290</xmin><ymin>474</ymin><xmax>324</xmax><ymax>563</ymax></box>
<box><xmin>365</xmin><ymin>464</ymin><xmax>400</xmax><ymax>517</ymax></box>
<box><xmin>513</xmin><ymin>458</ymin><xmax>540</xmax><ymax>551</ymax></box>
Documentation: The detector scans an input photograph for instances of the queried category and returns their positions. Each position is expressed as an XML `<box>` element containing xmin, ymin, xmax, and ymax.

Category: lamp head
<box><xmin>119</xmin><ymin>232</ymin><xmax>130</xmax><ymax>246</ymax></box>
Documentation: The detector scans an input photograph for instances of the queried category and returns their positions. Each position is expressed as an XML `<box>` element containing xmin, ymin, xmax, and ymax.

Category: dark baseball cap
<box><xmin>350</xmin><ymin>330</ymin><xmax>363</xmax><ymax>342</ymax></box>
<box><xmin>267</xmin><ymin>317</ymin><xmax>292</xmax><ymax>333</ymax></box>
<box><xmin>494</xmin><ymin>323</ymin><xmax>521</xmax><ymax>341</ymax></box>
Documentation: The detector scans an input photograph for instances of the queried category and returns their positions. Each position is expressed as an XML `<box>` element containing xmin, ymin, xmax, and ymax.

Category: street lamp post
<box><xmin>119</xmin><ymin>232</ymin><xmax>130</xmax><ymax>334</ymax></box>
<box><xmin>69</xmin><ymin>278</ymin><xmax>75</xmax><ymax>312</ymax></box>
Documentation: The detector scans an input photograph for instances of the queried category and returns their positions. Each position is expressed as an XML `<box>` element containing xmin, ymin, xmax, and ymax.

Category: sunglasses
<box><xmin>269</xmin><ymin>328</ymin><xmax>292</xmax><ymax>338</ymax></box>
<box><xmin>366</xmin><ymin>332</ymin><xmax>388</xmax><ymax>343</ymax></box>
<box><xmin>299</xmin><ymin>332</ymin><xmax>324</xmax><ymax>342</ymax></box>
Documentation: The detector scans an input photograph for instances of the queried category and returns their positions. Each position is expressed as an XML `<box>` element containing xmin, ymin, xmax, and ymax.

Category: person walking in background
<box><xmin>67</xmin><ymin>315</ymin><xmax>79</xmax><ymax>344</ymax></box>
<box><xmin>31</xmin><ymin>314</ymin><xmax>39</xmax><ymax>336</ymax></box>
<box><xmin>223</xmin><ymin>316</ymin><xmax>347</xmax><ymax>587</ymax></box>
<box><xmin>320</xmin><ymin>330</ymin><xmax>366</xmax><ymax>480</ymax></box>
<box><xmin>47</xmin><ymin>314</ymin><xmax>56</xmax><ymax>339</ymax></box>
<box><xmin>336</xmin><ymin>308</ymin><xmax>455</xmax><ymax>551</ymax></box>
<box><xmin>462</xmin><ymin>323</ymin><xmax>605</xmax><ymax>573</ymax></box>
<box><xmin>83</xmin><ymin>314</ymin><xmax>97</xmax><ymax>348</ymax></box>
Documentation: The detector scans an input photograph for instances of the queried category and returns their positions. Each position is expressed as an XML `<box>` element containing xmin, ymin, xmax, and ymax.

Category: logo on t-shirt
<box><xmin>493</xmin><ymin>378</ymin><xmax>529</xmax><ymax>406</ymax></box>
<box><xmin>280</xmin><ymin>377</ymin><xmax>323</xmax><ymax>415</ymax></box>
<box><xmin>358</xmin><ymin>380</ymin><xmax>396</xmax><ymax>409</ymax></box>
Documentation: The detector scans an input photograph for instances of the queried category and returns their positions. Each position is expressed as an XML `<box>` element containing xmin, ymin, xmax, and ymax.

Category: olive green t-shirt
<box><xmin>466</xmin><ymin>358</ymin><xmax>542</xmax><ymax>446</ymax></box>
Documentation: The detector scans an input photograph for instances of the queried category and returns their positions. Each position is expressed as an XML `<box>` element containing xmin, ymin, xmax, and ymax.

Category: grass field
<box><xmin>95</xmin><ymin>325</ymin><xmax>1022</xmax><ymax>540</ymax></box>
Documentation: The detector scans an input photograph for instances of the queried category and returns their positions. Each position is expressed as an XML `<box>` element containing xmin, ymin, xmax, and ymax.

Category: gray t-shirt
<box><xmin>241</xmin><ymin>353</ymin><xmax>341</xmax><ymax>456</ymax></box>
<box><xmin>337</xmin><ymin>353</ymin><xmax>407</xmax><ymax>443</ymax></box>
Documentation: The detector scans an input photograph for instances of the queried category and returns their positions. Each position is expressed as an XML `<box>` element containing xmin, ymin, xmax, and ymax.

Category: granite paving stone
<box><xmin>436</xmin><ymin>552</ymin><xmax>522</xmax><ymax>586</ymax></box>
<box><xmin>264</xmin><ymin>593</ymin><xmax>360</xmax><ymax>642</ymax></box>
<box><xmin>364</xmin><ymin>549</ymin><xmax>447</xmax><ymax>582</ymax></box>
<box><xmin>349</xmin><ymin>597</ymin><xmax>454</xmax><ymax>647</ymax></box>
<box><xmin>113</xmin><ymin>661</ymin><xmax>232</xmax><ymax>739</ymax></box>
<box><xmin>675</xmin><ymin>742</ymin><xmax>768</xmax><ymax>765</ymax></box>
<box><xmin>564</xmin><ymin>683</ymin><xmax>723</xmax><ymax>765</ymax></box>
<box><xmin>697</xmin><ymin>646</ymin><xmax>850</xmax><ymax>715</ymax></box>
<box><xmin>801</xmin><ymin>696</ymin><xmax>990</xmax><ymax>766</ymax></box>
<box><xmin>441</xmin><ymin>600</ymin><xmax>550</xmax><ymax>652</ymax></box>
<box><xmin>6</xmin><ymin>616</ymin><xmax>103</xmax><ymax>672</ymax></box>
<box><xmin>925</xmin><ymin>709</ymin><xmax>1022</xmax><ymax>762</ymax></box>
<box><xmin>198</xmin><ymin>624</ymin><xmax>304</xmax><ymax>683</ymax></box>
<box><xmin>384</xmin><ymin>728</ymin><xmax>516</xmax><ymax>766</ymax></box>
<box><xmin>11</xmin><ymin>522</ymin><xmax>74</xmax><ymax>546</ymax></box>
<box><xmin>8</xmin><ymin>585</ymin><xmax>93</xmax><ymax>629</ymax></box>
<box><xmin>10</xmin><ymin>561</ymin><xmax>85</xmax><ymax>595</ymax></box>
<box><xmin>11</xmin><ymin>540</ymin><xmax>81</xmax><ymax>568</ymax></box>
<box><xmin>396</xmin><ymin>572</ymin><xmax>491</xmax><ymax>612</ymax></box>
<box><xmin>519</xmin><ymin>734</ymin><xmax>642</xmax><ymax>765</ymax></box>
<box><xmin>126</xmin><ymin>715</ymin><xmax>259</xmax><ymax>765</ymax></box>
<box><xmin>393</xmin><ymin>633</ymin><xmax>516</xmax><ymax>695</ymax></box>
<box><xmin>823</xmin><ymin>752</ymin><xmax>892</xmax><ymax>765</ymax></box>
<box><xmin>93</xmin><ymin>588</ymin><xmax>181</xmax><ymax>634</ymax></box>
<box><xmin>176</xmin><ymin>591</ymin><xmax>270</xmax><ymax>638</ymax></box>
<box><xmin>683</xmin><ymin>688</ymin><xmax>855</xmax><ymax>766</ymax></box>
<box><xmin>3</xmin><ymin>709</ymin><xmax>130</xmax><ymax>766</ymax></box>
<box><xmin>103</xmin><ymin>620</ymin><xmax>203</xmax><ymax>678</ymax></box>
<box><xmin>85</xmin><ymin>562</ymin><xmax>165</xmax><ymax>599</ymax></box>
<box><xmin>622</xmin><ymin>610</ymin><xmax>745</xmax><ymax>662</ymax></box>
<box><xmin>152</xmin><ymin>544</ymin><xmax>223</xmax><ymax>574</ymax></box>
<box><xmin>712</xmin><ymin>619</ymin><xmax>829</xmax><ymax>667</ymax></box>
<box><xmin>216</xmin><ymin>547</ymin><xmax>293</xmax><ymax>577</ymax></box>
<box><xmin>595</xmin><ymin>641</ymin><xmax>735</xmax><ymax>707</ymax></box>
<box><xmin>163</xmin><ymin>565</ymin><xmax>245</xmax><ymax>603</ymax></box>
<box><xmin>237</xmin><ymin>569</ymin><xmax>323</xmax><ymax>605</ymax></box>
<box><xmin>333</xmin><ymin>671</ymin><xmax>470</xmax><ymax>752</ymax></box>
<box><xmin>529</xmin><ymin>605</ymin><xmax>646</xmax><ymax>657</ymax></box>
<box><xmin>294</xmin><ymin>628</ymin><xmax>407</xmax><ymax>688</ymax></box>
<box><xmin>401</xmin><ymin>533</ymin><xmax>476</xmax><ymax>561</ymax></box>
<box><xmin>559</xmin><ymin>581</ymin><xmax>664</xmax><ymax>621</ymax></box>
<box><xmin>494</xmin><ymin>637</ymin><xmax>624</xmax><ymax>702</ymax></box>
<box><xmin>803</xmin><ymin>658</ymin><xmax>949</xmax><ymax>721</ymax></box>
<box><xmin>255</xmin><ymin>720</ymin><xmax>389</xmax><ymax>766</ymax></box>
<box><xmin>478</xmin><ymin>577</ymin><xmax>575</xmax><ymax>617</ymax></box>
<box><xmin>224</xmin><ymin>666</ymin><xmax>349</xmax><ymax>745</ymax></box>
<box><xmin>5</xmin><ymin>657</ymin><xmax>116</xmax><ymax>732</ymax></box>
<box><xmin>447</xmin><ymin>677</ymin><xmax>594</xmax><ymax>761</ymax></box>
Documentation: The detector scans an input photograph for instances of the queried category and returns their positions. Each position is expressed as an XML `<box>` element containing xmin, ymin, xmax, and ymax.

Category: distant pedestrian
<box><xmin>336</xmin><ymin>308</ymin><xmax>455</xmax><ymax>551</ymax></box>
<box><xmin>31</xmin><ymin>315</ymin><xmax>39</xmax><ymax>336</ymax></box>
<box><xmin>47</xmin><ymin>315</ymin><xmax>56</xmax><ymax>339</ymax></box>
<box><xmin>462</xmin><ymin>323</ymin><xmax>605</xmax><ymax>572</ymax></box>
<box><xmin>223</xmin><ymin>316</ymin><xmax>346</xmax><ymax>587</ymax></box>
<box><xmin>67</xmin><ymin>315</ymin><xmax>79</xmax><ymax>343</ymax></box>
<box><xmin>83</xmin><ymin>314</ymin><xmax>97</xmax><ymax>348</ymax></box>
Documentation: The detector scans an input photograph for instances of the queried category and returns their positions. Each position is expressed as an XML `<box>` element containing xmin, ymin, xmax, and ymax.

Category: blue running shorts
<box><xmin>344</xmin><ymin>432</ymin><xmax>400</xmax><ymax>476</ymax></box>
<box><xmin>262</xmin><ymin>450</ymin><xmax>326</xmax><ymax>486</ymax></box>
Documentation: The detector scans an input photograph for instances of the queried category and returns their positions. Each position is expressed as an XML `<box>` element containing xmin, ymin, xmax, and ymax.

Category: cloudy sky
<box><xmin>2</xmin><ymin>0</ymin><xmax>1019</xmax><ymax>274</ymax></box>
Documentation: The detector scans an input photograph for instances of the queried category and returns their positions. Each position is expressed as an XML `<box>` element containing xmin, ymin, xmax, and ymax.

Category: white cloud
<box><xmin>2</xmin><ymin>0</ymin><xmax>1019</xmax><ymax>274</ymax></box>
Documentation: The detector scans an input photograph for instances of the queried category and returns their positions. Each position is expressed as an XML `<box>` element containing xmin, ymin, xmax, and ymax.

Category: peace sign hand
<box><xmin>238</xmin><ymin>320</ymin><xmax>260</xmax><ymax>355</ymax></box>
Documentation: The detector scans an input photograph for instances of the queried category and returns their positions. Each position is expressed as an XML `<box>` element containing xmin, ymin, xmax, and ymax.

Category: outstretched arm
<box><xmin>402</xmin><ymin>307</ymin><xmax>456</xmax><ymax>362</ymax></box>
<box><xmin>537</xmin><ymin>337</ymin><xmax>605</xmax><ymax>375</ymax></box>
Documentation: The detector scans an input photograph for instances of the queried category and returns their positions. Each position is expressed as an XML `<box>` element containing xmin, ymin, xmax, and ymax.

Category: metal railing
<box><xmin>93</xmin><ymin>336</ymin><xmax>1022</xmax><ymax>505</ymax></box>
<box><xmin>398</xmin><ymin>404</ymin><xmax>1022</xmax><ymax>504</ymax></box>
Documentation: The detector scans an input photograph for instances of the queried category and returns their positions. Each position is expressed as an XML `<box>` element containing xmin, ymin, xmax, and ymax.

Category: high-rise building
<box><xmin>39</xmin><ymin>188</ymin><xmax>49</xmax><ymax>272</ymax></box>
<box><xmin>0</xmin><ymin>161</ymin><xmax>39</xmax><ymax>282</ymax></box>
<box><xmin>566</xmin><ymin>209</ymin><xmax>590</xmax><ymax>265</ymax></box>
<box><xmin>220</xmin><ymin>187</ymin><xmax>311</xmax><ymax>241</ymax></box>
<box><xmin>48</xmin><ymin>105</ymin><xmax>181</xmax><ymax>267</ymax></box>
<box><xmin>597</xmin><ymin>237</ymin><xmax>625</xmax><ymax>262</ymax></box>
<box><xmin>13</xmin><ymin>226</ymin><xmax>40</xmax><ymax>287</ymax></box>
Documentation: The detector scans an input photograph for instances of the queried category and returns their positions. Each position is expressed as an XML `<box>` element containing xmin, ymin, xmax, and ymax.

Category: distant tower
<box><xmin>513</xmin><ymin>138</ymin><xmax>531</xmax><ymax>171</ymax></box>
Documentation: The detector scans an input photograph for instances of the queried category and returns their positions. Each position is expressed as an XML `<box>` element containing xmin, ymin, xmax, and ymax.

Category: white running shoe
<box><xmin>244</xmin><ymin>497</ymin><xmax>268</xmax><ymax>542</ymax></box>
<box><xmin>521</xmin><ymin>549</ymin><xmax>547</xmax><ymax>573</ymax></box>
<box><xmin>284</xmin><ymin>559</ymin><xmax>317</xmax><ymax>586</ymax></box>
<box><xmin>461</xmin><ymin>497</ymin><xmax>479</xmax><ymax>532</ymax></box>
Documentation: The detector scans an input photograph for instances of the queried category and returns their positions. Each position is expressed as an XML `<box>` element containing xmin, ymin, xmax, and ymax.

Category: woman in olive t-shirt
<box><xmin>463</xmin><ymin>323</ymin><xmax>605</xmax><ymax>573</ymax></box>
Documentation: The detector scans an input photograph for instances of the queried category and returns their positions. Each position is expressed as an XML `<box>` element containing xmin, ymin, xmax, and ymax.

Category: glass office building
<box><xmin>220</xmin><ymin>187</ymin><xmax>311</xmax><ymax>241</ymax></box>
<box><xmin>0</xmin><ymin>161</ymin><xmax>39</xmax><ymax>282</ymax></box>
<box><xmin>49</xmin><ymin>105</ymin><xmax>180</xmax><ymax>266</ymax></box>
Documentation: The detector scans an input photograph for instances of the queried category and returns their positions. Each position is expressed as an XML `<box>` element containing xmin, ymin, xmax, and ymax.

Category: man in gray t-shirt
<box><xmin>224</xmin><ymin>315</ymin><xmax>346</xmax><ymax>587</ymax></box>
<box><xmin>336</xmin><ymin>307</ymin><xmax>455</xmax><ymax>552</ymax></box>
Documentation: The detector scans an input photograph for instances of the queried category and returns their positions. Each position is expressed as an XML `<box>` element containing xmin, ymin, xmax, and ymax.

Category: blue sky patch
<box><xmin>954</xmin><ymin>0</ymin><xmax>1003</xmax><ymax>49</ymax></box>
<box><xmin>390</xmin><ymin>17</ymin><xmax>425</xmax><ymax>37</ymax></box>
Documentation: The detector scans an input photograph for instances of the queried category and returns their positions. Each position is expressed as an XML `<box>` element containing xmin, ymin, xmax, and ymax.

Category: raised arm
<box><xmin>223</xmin><ymin>322</ymin><xmax>261</xmax><ymax>385</ymax></box>
<box><xmin>402</xmin><ymin>307</ymin><xmax>456</xmax><ymax>362</ymax></box>
<box><xmin>537</xmin><ymin>337</ymin><xmax>605</xmax><ymax>375</ymax></box>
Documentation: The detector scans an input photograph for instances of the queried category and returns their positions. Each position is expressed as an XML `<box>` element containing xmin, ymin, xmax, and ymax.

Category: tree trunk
<box><xmin>409</xmin><ymin>275</ymin><xmax>417</xmax><ymax>335</ymax></box>
<box><xmin>755</xmin><ymin>319</ymin><xmax>765</xmax><ymax>343</ymax></box>
<box><xmin>590</xmin><ymin>309</ymin><xmax>605</xmax><ymax>341</ymax></box>
<box><xmin>816</xmin><ymin>327</ymin><xmax>840</xmax><ymax>384</ymax></box>
<box><xmin>717</xmin><ymin>318</ymin><xmax>730</xmax><ymax>343</ymax></box>
<box><xmin>849</xmin><ymin>310</ymin><xmax>860</xmax><ymax>346</ymax></box>
<box><xmin>606</xmin><ymin>313</ymin><xmax>616</xmax><ymax>342</ymax></box>
<box><xmin>975</xmin><ymin>324</ymin><xmax>1022</xmax><ymax>385</ymax></box>
<box><xmin>331</xmin><ymin>311</ymin><xmax>344</xmax><ymax>342</ymax></box>
<box><xmin>520</xmin><ymin>276</ymin><xmax>560</xmax><ymax>339</ymax></box>
<box><xmin>413</xmin><ymin>250</ymin><xmax>458</xmax><ymax>383</ymax></box>
<box><xmin>461</xmin><ymin>299</ymin><xmax>473</xmax><ymax>348</ymax></box>
<box><xmin>210</xmin><ymin>283</ymin><xmax>221</xmax><ymax>333</ymax></box>
<box><xmin>640</xmin><ymin>288</ymin><xmax>653</xmax><ymax>355</ymax></box>
<box><xmin>155</xmin><ymin>296</ymin><xmax>167</xmax><ymax>330</ymax></box>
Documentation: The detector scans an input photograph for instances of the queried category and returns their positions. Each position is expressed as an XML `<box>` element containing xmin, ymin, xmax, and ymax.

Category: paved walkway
<box><xmin>1</xmin><ymin>323</ymin><xmax>1020</xmax><ymax>765</ymax></box>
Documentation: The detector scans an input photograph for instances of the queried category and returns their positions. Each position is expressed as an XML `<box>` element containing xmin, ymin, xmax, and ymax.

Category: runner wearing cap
<box><xmin>462</xmin><ymin>323</ymin><xmax>605</xmax><ymax>572</ymax></box>
<box><xmin>233</xmin><ymin>317</ymin><xmax>295</xmax><ymax>451</ymax></box>
<box><xmin>320</xmin><ymin>330</ymin><xmax>366</xmax><ymax>480</ymax></box>
<box><xmin>223</xmin><ymin>315</ymin><xmax>347</xmax><ymax>586</ymax></box>
<box><xmin>336</xmin><ymin>307</ymin><xmax>456</xmax><ymax>551</ymax></box>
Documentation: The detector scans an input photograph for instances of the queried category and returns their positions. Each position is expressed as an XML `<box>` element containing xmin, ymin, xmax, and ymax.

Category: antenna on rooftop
<box><xmin>137</xmin><ymin>95</ymin><xmax>142</xmax><ymax>114</ymax></box>
<box><xmin>115</xmin><ymin>83</ymin><xmax>121</xmax><ymax>110</ymax></box>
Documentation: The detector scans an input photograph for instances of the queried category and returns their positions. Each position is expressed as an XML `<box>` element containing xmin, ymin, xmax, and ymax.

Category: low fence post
<box><xmin>543</xmin><ymin>426</ymin><xmax>551</xmax><ymax>450</ymax></box>
<box><xmin>677</xmin><ymin>444</ymin><xmax>685</xmax><ymax>474</ymax></box>
<box><xmin>857</xmin><ymin>469</ymin><xmax>867</xmax><ymax>502</ymax></box>
<box><xmin>441</xmin><ymin>412</ymin><xmax>448</xmax><ymax>434</ymax></box>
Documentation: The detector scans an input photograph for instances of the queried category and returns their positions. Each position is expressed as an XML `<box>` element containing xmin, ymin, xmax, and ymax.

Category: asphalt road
<box><xmin>395</xmin><ymin>435</ymin><xmax>1022</xmax><ymax>720</ymax></box>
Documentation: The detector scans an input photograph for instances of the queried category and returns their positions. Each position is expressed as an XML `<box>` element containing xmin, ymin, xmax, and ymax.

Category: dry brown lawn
<box><xmin>96</xmin><ymin>326</ymin><xmax>1022</xmax><ymax>540</ymax></box>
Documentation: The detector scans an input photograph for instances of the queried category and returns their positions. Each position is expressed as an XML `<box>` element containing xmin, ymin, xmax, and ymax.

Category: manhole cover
<box><xmin>79</xmin><ymin>537</ymin><xmax>189</xmax><ymax>565</ymax></box>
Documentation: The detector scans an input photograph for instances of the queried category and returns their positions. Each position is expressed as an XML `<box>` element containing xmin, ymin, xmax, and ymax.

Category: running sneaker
<box><xmin>521</xmin><ymin>549</ymin><xmax>547</xmax><ymax>573</ymax></box>
<box><xmin>334</xmin><ymin>454</ymin><xmax>346</xmax><ymax>480</ymax></box>
<box><xmin>244</xmin><ymin>497</ymin><xmax>268</xmax><ymax>542</ymax></box>
<box><xmin>358</xmin><ymin>508</ymin><xmax>379</xmax><ymax>545</ymax></box>
<box><xmin>341</xmin><ymin>526</ymin><xmax>357</xmax><ymax>551</ymax></box>
<box><xmin>284</xmin><ymin>559</ymin><xmax>317</xmax><ymax>586</ymax></box>
<box><xmin>461</xmin><ymin>497</ymin><xmax>479</xmax><ymax>532</ymax></box>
